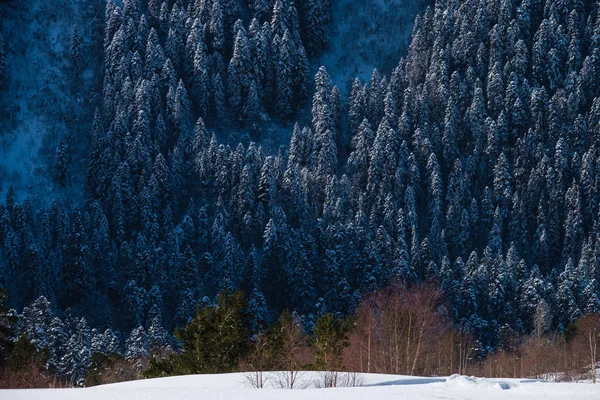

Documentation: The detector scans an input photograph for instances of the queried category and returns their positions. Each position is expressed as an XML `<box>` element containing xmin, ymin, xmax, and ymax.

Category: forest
<box><xmin>2</xmin><ymin>0</ymin><xmax>600</xmax><ymax>387</ymax></box>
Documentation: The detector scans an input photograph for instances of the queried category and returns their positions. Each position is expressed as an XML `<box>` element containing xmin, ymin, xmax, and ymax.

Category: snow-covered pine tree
<box><xmin>70</xmin><ymin>26</ymin><xmax>82</xmax><ymax>91</ymax></box>
<box><xmin>304</xmin><ymin>0</ymin><xmax>331</xmax><ymax>56</ymax></box>
<box><xmin>275</xmin><ymin>30</ymin><xmax>294</xmax><ymax>119</ymax></box>
<box><xmin>125</xmin><ymin>326</ymin><xmax>150</xmax><ymax>362</ymax></box>
<box><xmin>0</xmin><ymin>34</ymin><xmax>6</xmax><ymax>92</ymax></box>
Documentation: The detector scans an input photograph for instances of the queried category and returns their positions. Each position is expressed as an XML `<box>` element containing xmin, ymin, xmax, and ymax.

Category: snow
<box><xmin>2</xmin><ymin>372</ymin><xmax>600</xmax><ymax>400</ymax></box>
<box><xmin>319</xmin><ymin>0</ymin><xmax>425</xmax><ymax>94</ymax></box>
<box><xmin>0</xmin><ymin>0</ymin><xmax>92</xmax><ymax>201</ymax></box>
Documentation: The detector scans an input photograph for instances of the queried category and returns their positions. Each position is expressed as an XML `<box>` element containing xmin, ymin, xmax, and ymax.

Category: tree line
<box><xmin>2</xmin><ymin>283</ymin><xmax>600</xmax><ymax>388</ymax></box>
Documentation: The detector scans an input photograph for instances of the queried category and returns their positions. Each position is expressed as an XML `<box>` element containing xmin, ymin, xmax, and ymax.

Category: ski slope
<box><xmin>2</xmin><ymin>372</ymin><xmax>600</xmax><ymax>400</ymax></box>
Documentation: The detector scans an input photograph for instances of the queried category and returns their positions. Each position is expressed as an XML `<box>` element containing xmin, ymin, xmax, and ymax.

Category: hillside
<box><xmin>3</xmin><ymin>0</ymin><xmax>600</xmax><ymax>390</ymax></box>
<box><xmin>0</xmin><ymin>0</ymin><xmax>422</xmax><ymax>195</ymax></box>
<box><xmin>321</xmin><ymin>0</ymin><xmax>426</xmax><ymax>92</ymax></box>
<box><xmin>0</xmin><ymin>0</ymin><xmax>100</xmax><ymax>200</ymax></box>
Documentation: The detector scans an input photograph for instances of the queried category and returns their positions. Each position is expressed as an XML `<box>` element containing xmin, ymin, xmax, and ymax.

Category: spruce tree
<box><xmin>0</xmin><ymin>34</ymin><xmax>6</xmax><ymax>91</ymax></box>
<box><xmin>304</xmin><ymin>0</ymin><xmax>331</xmax><ymax>56</ymax></box>
<box><xmin>0</xmin><ymin>287</ymin><xmax>16</xmax><ymax>367</ymax></box>
<box><xmin>312</xmin><ymin>313</ymin><xmax>350</xmax><ymax>387</ymax></box>
<box><xmin>70</xmin><ymin>26</ymin><xmax>82</xmax><ymax>91</ymax></box>
<box><xmin>276</xmin><ymin>30</ymin><xmax>294</xmax><ymax>119</ymax></box>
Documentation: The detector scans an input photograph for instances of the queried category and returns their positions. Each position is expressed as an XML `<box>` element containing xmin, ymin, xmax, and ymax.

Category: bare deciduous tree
<box><xmin>345</xmin><ymin>282</ymin><xmax>458</xmax><ymax>376</ymax></box>
<box><xmin>243</xmin><ymin>333</ymin><xmax>270</xmax><ymax>388</ymax></box>
<box><xmin>272</xmin><ymin>312</ymin><xmax>311</xmax><ymax>389</ymax></box>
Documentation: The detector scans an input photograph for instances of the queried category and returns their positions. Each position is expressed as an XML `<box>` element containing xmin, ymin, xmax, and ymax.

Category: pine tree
<box><xmin>312</xmin><ymin>313</ymin><xmax>349</xmax><ymax>387</ymax></box>
<box><xmin>248</xmin><ymin>286</ymin><xmax>269</xmax><ymax>333</ymax></box>
<box><xmin>167</xmin><ymin>79</ymin><xmax>191</xmax><ymax>138</ymax></box>
<box><xmin>148</xmin><ymin>316</ymin><xmax>172</xmax><ymax>354</ymax></box>
<box><xmin>312</xmin><ymin>66</ymin><xmax>334</xmax><ymax>140</ymax></box>
<box><xmin>70</xmin><ymin>26</ymin><xmax>82</xmax><ymax>91</ymax></box>
<box><xmin>349</xmin><ymin>79</ymin><xmax>367</xmax><ymax>135</ymax></box>
<box><xmin>563</xmin><ymin>181</ymin><xmax>584</xmax><ymax>260</ymax></box>
<box><xmin>47</xmin><ymin>317</ymin><xmax>68</xmax><ymax>373</ymax></box>
<box><xmin>244</xmin><ymin>79</ymin><xmax>262</xmax><ymax>123</ymax></box>
<box><xmin>557</xmin><ymin>259</ymin><xmax>582</xmax><ymax>328</ymax></box>
<box><xmin>192</xmin><ymin>46</ymin><xmax>209</xmax><ymax>118</ymax></box>
<box><xmin>276</xmin><ymin>30</ymin><xmax>294</xmax><ymax>119</ymax></box>
<box><xmin>148</xmin><ymin>291</ymin><xmax>250</xmax><ymax>376</ymax></box>
<box><xmin>62</xmin><ymin>208</ymin><xmax>91</xmax><ymax>307</ymax></box>
<box><xmin>304</xmin><ymin>0</ymin><xmax>331</xmax><ymax>56</ymax></box>
<box><xmin>145</xmin><ymin>28</ymin><xmax>165</xmax><ymax>77</ymax></box>
<box><xmin>54</xmin><ymin>140</ymin><xmax>68</xmax><ymax>187</ymax></box>
<box><xmin>227</xmin><ymin>60</ymin><xmax>246</xmax><ymax>112</ymax></box>
<box><xmin>211</xmin><ymin>73</ymin><xmax>227</xmax><ymax>121</ymax></box>
<box><xmin>0</xmin><ymin>287</ymin><xmax>16</xmax><ymax>366</ymax></box>
<box><xmin>271</xmin><ymin>0</ymin><xmax>289</xmax><ymax>38</ymax></box>
<box><xmin>125</xmin><ymin>326</ymin><xmax>150</xmax><ymax>362</ymax></box>
<box><xmin>348</xmin><ymin>119</ymin><xmax>374</xmax><ymax>192</ymax></box>
<box><xmin>292</xmin><ymin>45</ymin><xmax>310</xmax><ymax>111</ymax></box>
<box><xmin>210</xmin><ymin>0</ymin><xmax>225</xmax><ymax>54</ymax></box>
<box><xmin>0</xmin><ymin>33</ymin><xmax>7</xmax><ymax>91</ymax></box>
<box><xmin>250</xmin><ymin>0</ymin><xmax>270</xmax><ymax>18</ymax></box>
<box><xmin>123</xmin><ymin>280</ymin><xmax>146</xmax><ymax>330</ymax></box>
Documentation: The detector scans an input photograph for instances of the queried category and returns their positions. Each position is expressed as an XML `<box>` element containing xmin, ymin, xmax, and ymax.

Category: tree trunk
<box><xmin>590</xmin><ymin>327</ymin><xmax>597</xmax><ymax>384</ymax></box>
<box><xmin>410</xmin><ymin>316</ymin><xmax>427</xmax><ymax>375</ymax></box>
<box><xmin>406</xmin><ymin>312</ymin><xmax>412</xmax><ymax>375</ymax></box>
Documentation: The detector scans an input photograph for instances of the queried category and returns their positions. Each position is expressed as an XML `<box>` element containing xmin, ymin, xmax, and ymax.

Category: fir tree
<box><xmin>54</xmin><ymin>140</ymin><xmax>68</xmax><ymax>187</ymax></box>
<box><xmin>70</xmin><ymin>26</ymin><xmax>82</xmax><ymax>90</ymax></box>
<box><xmin>312</xmin><ymin>313</ymin><xmax>350</xmax><ymax>386</ymax></box>
<box><xmin>276</xmin><ymin>30</ymin><xmax>294</xmax><ymax>119</ymax></box>
<box><xmin>0</xmin><ymin>287</ymin><xmax>16</xmax><ymax>367</ymax></box>
<box><xmin>304</xmin><ymin>0</ymin><xmax>331</xmax><ymax>56</ymax></box>
<box><xmin>0</xmin><ymin>34</ymin><xmax>7</xmax><ymax>91</ymax></box>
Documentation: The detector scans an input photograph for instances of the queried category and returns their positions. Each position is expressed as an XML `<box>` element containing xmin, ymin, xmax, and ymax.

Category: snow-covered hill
<box><xmin>2</xmin><ymin>373</ymin><xmax>600</xmax><ymax>400</ymax></box>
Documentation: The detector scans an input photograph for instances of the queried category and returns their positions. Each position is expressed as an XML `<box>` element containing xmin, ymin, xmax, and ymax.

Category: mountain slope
<box><xmin>320</xmin><ymin>0</ymin><xmax>426</xmax><ymax>92</ymax></box>
<box><xmin>0</xmin><ymin>0</ymin><xmax>99</xmax><ymax>200</ymax></box>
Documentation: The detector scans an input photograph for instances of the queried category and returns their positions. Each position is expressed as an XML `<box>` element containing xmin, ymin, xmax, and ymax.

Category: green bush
<box><xmin>312</xmin><ymin>313</ymin><xmax>350</xmax><ymax>372</ymax></box>
<box><xmin>145</xmin><ymin>290</ymin><xmax>250</xmax><ymax>377</ymax></box>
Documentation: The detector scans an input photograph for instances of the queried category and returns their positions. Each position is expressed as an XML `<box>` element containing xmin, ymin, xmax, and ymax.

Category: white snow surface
<box><xmin>2</xmin><ymin>372</ymin><xmax>600</xmax><ymax>400</ymax></box>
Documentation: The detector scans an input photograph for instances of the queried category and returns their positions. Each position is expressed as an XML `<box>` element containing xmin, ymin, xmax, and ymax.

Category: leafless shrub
<box><xmin>241</xmin><ymin>333</ymin><xmax>271</xmax><ymax>389</ymax></box>
<box><xmin>92</xmin><ymin>357</ymin><xmax>145</xmax><ymax>385</ymax></box>
<box><xmin>243</xmin><ymin>370</ymin><xmax>269</xmax><ymax>389</ymax></box>
<box><xmin>338</xmin><ymin>371</ymin><xmax>364</xmax><ymax>387</ymax></box>
<box><xmin>272</xmin><ymin>370</ymin><xmax>311</xmax><ymax>389</ymax></box>
<box><xmin>313</xmin><ymin>371</ymin><xmax>338</xmax><ymax>388</ymax></box>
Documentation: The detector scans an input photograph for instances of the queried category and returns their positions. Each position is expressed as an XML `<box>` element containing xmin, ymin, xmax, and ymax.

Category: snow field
<box><xmin>2</xmin><ymin>372</ymin><xmax>600</xmax><ymax>400</ymax></box>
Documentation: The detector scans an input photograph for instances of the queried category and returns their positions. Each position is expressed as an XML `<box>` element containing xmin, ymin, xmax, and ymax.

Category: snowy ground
<box><xmin>0</xmin><ymin>0</ymin><xmax>95</xmax><ymax>201</ymax></box>
<box><xmin>320</xmin><ymin>0</ymin><xmax>426</xmax><ymax>93</ymax></box>
<box><xmin>2</xmin><ymin>372</ymin><xmax>600</xmax><ymax>400</ymax></box>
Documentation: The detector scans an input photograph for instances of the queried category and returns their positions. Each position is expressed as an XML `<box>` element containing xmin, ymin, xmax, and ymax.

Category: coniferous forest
<box><xmin>2</xmin><ymin>0</ymin><xmax>600</xmax><ymax>387</ymax></box>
